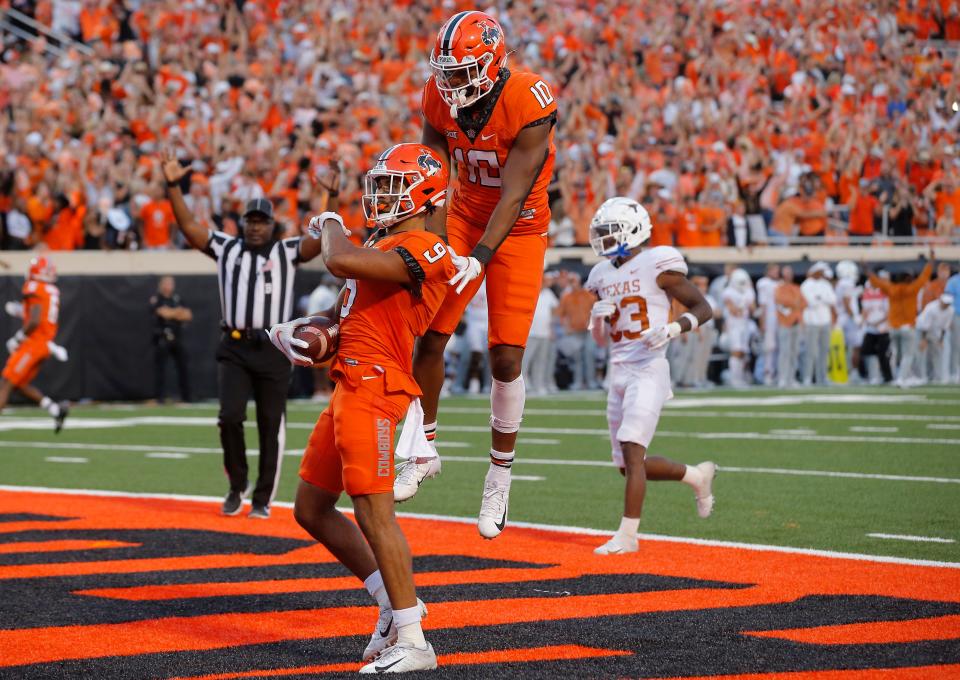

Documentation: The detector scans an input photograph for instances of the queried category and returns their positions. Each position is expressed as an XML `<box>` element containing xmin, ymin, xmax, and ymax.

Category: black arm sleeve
<box><xmin>393</xmin><ymin>246</ymin><xmax>425</xmax><ymax>298</ymax></box>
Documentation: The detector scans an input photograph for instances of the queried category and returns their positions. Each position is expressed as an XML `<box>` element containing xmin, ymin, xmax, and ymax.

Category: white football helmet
<box><xmin>588</xmin><ymin>197</ymin><xmax>653</xmax><ymax>257</ymax></box>
<box><xmin>836</xmin><ymin>260</ymin><xmax>859</xmax><ymax>282</ymax></box>
<box><xmin>730</xmin><ymin>268</ymin><xmax>752</xmax><ymax>292</ymax></box>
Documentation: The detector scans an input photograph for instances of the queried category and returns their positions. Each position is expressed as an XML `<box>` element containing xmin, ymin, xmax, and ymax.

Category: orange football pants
<box><xmin>428</xmin><ymin>211</ymin><xmax>549</xmax><ymax>348</ymax></box>
<box><xmin>2</xmin><ymin>339</ymin><xmax>49</xmax><ymax>387</ymax></box>
<box><xmin>299</xmin><ymin>364</ymin><xmax>411</xmax><ymax>497</ymax></box>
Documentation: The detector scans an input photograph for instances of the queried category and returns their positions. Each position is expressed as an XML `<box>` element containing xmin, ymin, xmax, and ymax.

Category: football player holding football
<box><xmin>270</xmin><ymin>144</ymin><xmax>455</xmax><ymax>673</ymax></box>
<box><xmin>585</xmin><ymin>198</ymin><xmax>717</xmax><ymax>555</ymax></box>
<box><xmin>399</xmin><ymin>11</ymin><xmax>558</xmax><ymax>540</ymax></box>
<box><xmin>0</xmin><ymin>256</ymin><xmax>68</xmax><ymax>431</ymax></box>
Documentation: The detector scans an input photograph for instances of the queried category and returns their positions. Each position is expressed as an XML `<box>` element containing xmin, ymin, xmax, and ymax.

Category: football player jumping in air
<box><xmin>398</xmin><ymin>10</ymin><xmax>558</xmax><ymax>539</ymax></box>
<box><xmin>0</xmin><ymin>256</ymin><xmax>68</xmax><ymax>432</ymax></box>
<box><xmin>585</xmin><ymin>198</ymin><xmax>717</xmax><ymax>555</ymax></box>
<box><xmin>269</xmin><ymin>144</ymin><xmax>454</xmax><ymax>673</ymax></box>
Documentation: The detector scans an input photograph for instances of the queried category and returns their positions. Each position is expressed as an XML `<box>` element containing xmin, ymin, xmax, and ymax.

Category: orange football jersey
<box><xmin>422</xmin><ymin>69</ymin><xmax>557</xmax><ymax>235</ymax></box>
<box><xmin>333</xmin><ymin>230</ymin><xmax>455</xmax><ymax>394</ymax></box>
<box><xmin>21</xmin><ymin>280</ymin><xmax>60</xmax><ymax>343</ymax></box>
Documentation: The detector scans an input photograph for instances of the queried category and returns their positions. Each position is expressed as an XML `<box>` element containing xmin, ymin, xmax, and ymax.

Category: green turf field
<box><xmin>1</xmin><ymin>386</ymin><xmax>958</xmax><ymax>563</ymax></box>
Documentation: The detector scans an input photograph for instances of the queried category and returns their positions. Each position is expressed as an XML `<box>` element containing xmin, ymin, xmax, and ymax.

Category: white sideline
<box><xmin>0</xmin><ymin>484</ymin><xmax>957</xmax><ymax>570</ymax></box>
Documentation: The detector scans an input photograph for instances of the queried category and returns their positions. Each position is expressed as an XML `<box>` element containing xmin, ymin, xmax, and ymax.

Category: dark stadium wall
<box><xmin>0</xmin><ymin>272</ymin><xmax>327</xmax><ymax>402</ymax></box>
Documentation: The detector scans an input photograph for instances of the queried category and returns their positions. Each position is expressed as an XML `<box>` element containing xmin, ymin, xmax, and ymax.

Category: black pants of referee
<box><xmin>216</xmin><ymin>332</ymin><xmax>292</xmax><ymax>509</ymax></box>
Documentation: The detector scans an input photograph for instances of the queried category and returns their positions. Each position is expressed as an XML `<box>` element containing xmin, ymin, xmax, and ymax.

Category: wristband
<box><xmin>470</xmin><ymin>244</ymin><xmax>494</xmax><ymax>266</ymax></box>
<box><xmin>680</xmin><ymin>312</ymin><xmax>699</xmax><ymax>331</ymax></box>
<box><xmin>166</xmin><ymin>180</ymin><xmax>180</xmax><ymax>189</ymax></box>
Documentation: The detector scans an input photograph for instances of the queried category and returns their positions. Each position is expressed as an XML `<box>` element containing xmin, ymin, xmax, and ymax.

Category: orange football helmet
<box><xmin>362</xmin><ymin>144</ymin><xmax>448</xmax><ymax>228</ymax></box>
<box><xmin>430</xmin><ymin>11</ymin><xmax>507</xmax><ymax>115</ymax></box>
<box><xmin>28</xmin><ymin>256</ymin><xmax>56</xmax><ymax>283</ymax></box>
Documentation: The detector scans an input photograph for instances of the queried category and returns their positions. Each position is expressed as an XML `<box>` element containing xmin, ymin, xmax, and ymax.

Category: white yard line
<box><xmin>517</xmin><ymin>438</ymin><xmax>562</xmax><ymax>445</ymax></box>
<box><xmin>769</xmin><ymin>429</ymin><xmax>818</xmax><ymax>436</ymax></box>
<box><xmin>43</xmin><ymin>456</ymin><xmax>88</xmax><ymax>464</ymax></box>
<box><xmin>867</xmin><ymin>533</ymin><xmax>955</xmax><ymax>544</ymax></box>
<box><xmin>145</xmin><ymin>452</ymin><xmax>191</xmax><ymax>459</ymax></box>
<box><xmin>927</xmin><ymin>424</ymin><xmax>960</xmax><ymax>430</ymax></box>
<box><xmin>1</xmin><ymin>485</ymin><xmax>957</xmax><ymax>569</ymax></box>
<box><xmin>850</xmin><ymin>426</ymin><xmax>899</xmax><ymax>433</ymax></box>
<box><xmin>511</xmin><ymin>475</ymin><xmax>546</xmax><ymax>482</ymax></box>
<box><xmin>4</xmin><ymin>441</ymin><xmax>959</xmax><ymax>483</ymax></box>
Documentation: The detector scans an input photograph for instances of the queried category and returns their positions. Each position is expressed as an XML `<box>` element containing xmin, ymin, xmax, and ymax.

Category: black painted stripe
<box><xmin>442</xmin><ymin>11</ymin><xmax>471</xmax><ymax>53</ymax></box>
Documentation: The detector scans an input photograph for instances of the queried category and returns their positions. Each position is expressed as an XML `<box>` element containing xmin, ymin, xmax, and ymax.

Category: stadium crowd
<box><xmin>2</xmin><ymin>0</ymin><xmax>960</xmax><ymax>250</ymax></box>
<box><xmin>432</xmin><ymin>256</ymin><xmax>960</xmax><ymax>391</ymax></box>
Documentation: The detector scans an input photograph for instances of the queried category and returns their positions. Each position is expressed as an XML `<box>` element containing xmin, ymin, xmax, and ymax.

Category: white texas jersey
<box><xmin>721</xmin><ymin>286</ymin><xmax>753</xmax><ymax>320</ymax></box>
<box><xmin>835</xmin><ymin>279</ymin><xmax>861</xmax><ymax>322</ymax></box>
<box><xmin>586</xmin><ymin>246</ymin><xmax>688</xmax><ymax>366</ymax></box>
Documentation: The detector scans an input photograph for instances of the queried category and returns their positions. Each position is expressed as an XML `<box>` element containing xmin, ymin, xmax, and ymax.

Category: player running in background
<box><xmin>0</xmin><ymin>256</ymin><xmax>68</xmax><ymax>431</ymax></box>
<box><xmin>585</xmin><ymin>198</ymin><xmax>716</xmax><ymax>555</ymax></box>
<box><xmin>269</xmin><ymin>144</ymin><xmax>454</xmax><ymax>673</ymax></box>
<box><xmin>398</xmin><ymin>11</ymin><xmax>558</xmax><ymax>540</ymax></box>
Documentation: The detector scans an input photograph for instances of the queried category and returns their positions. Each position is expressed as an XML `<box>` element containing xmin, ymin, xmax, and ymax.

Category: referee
<box><xmin>161</xmin><ymin>150</ymin><xmax>326</xmax><ymax>519</ymax></box>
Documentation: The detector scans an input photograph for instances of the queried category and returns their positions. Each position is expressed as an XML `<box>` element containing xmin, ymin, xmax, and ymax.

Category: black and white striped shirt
<box><xmin>204</xmin><ymin>232</ymin><xmax>301</xmax><ymax>330</ymax></box>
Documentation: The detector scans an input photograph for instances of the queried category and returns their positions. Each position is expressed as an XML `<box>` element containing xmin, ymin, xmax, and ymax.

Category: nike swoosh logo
<box><xmin>605</xmin><ymin>546</ymin><xmax>623</xmax><ymax>554</ymax></box>
<box><xmin>495</xmin><ymin>504</ymin><xmax>507</xmax><ymax>531</ymax></box>
<box><xmin>375</xmin><ymin>657</ymin><xmax>404</xmax><ymax>672</ymax></box>
<box><xmin>480</xmin><ymin>132</ymin><xmax>495</xmax><ymax>141</ymax></box>
<box><xmin>378</xmin><ymin>617</ymin><xmax>392</xmax><ymax>637</ymax></box>
<box><xmin>362</xmin><ymin>376</ymin><xmax>378</xmax><ymax>381</ymax></box>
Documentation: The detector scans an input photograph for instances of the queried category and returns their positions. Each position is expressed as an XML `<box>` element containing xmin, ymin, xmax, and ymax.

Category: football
<box><xmin>293</xmin><ymin>316</ymin><xmax>340</xmax><ymax>365</ymax></box>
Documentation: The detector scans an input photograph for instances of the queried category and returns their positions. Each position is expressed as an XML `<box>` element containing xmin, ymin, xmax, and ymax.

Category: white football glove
<box><xmin>5</xmin><ymin>330</ymin><xmax>25</xmax><ymax>354</ymax></box>
<box><xmin>4</xmin><ymin>301</ymin><xmax>22</xmax><ymax>318</ymax></box>
<box><xmin>640</xmin><ymin>322</ymin><xmax>682</xmax><ymax>351</ymax></box>
<box><xmin>307</xmin><ymin>212</ymin><xmax>351</xmax><ymax>239</ymax></box>
<box><xmin>48</xmin><ymin>342</ymin><xmax>68</xmax><ymax>362</ymax></box>
<box><xmin>448</xmin><ymin>250</ymin><xmax>482</xmax><ymax>294</ymax></box>
<box><xmin>588</xmin><ymin>300</ymin><xmax>617</xmax><ymax>330</ymax></box>
<box><xmin>268</xmin><ymin>317</ymin><xmax>314</xmax><ymax>366</ymax></box>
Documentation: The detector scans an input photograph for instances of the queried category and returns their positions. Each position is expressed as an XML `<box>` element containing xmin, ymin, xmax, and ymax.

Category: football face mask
<box><xmin>589</xmin><ymin>221</ymin><xmax>630</xmax><ymax>258</ymax></box>
<box><xmin>362</xmin><ymin>172</ymin><xmax>418</xmax><ymax>228</ymax></box>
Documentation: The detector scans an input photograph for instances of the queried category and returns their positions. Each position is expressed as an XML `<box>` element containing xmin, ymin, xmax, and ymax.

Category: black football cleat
<box><xmin>53</xmin><ymin>403</ymin><xmax>69</xmax><ymax>434</ymax></box>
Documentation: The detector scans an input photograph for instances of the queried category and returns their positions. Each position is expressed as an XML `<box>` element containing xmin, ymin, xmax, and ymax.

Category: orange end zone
<box><xmin>0</xmin><ymin>488</ymin><xmax>958</xmax><ymax>676</ymax></box>
<box><xmin>670</xmin><ymin>665</ymin><xmax>960</xmax><ymax>680</ymax></box>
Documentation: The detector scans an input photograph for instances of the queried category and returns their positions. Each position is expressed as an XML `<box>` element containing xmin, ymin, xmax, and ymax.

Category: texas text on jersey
<box><xmin>586</xmin><ymin>246</ymin><xmax>688</xmax><ymax>365</ymax></box>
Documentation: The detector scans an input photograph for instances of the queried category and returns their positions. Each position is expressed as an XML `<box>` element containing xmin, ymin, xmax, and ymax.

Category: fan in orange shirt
<box><xmin>0</xmin><ymin>256</ymin><xmax>69</xmax><ymax>432</ymax></box>
<box><xmin>140</xmin><ymin>189</ymin><xmax>176</xmax><ymax>249</ymax></box>
<box><xmin>405</xmin><ymin>11</ymin><xmax>559</xmax><ymax>539</ymax></box>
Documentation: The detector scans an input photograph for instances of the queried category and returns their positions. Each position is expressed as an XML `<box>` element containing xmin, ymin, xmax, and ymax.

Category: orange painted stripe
<box><xmin>77</xmin><ymin>566</ymin><xmax>574</xmax><ymax>601</ymax></box>
<box><xmin>171</xmin><ymin>645</ymin><xmax>631</xmax><ymax>680</ymax></box>
<box><xmin>670</xmin><ymin>664</ymin><xmax>960</xmax><ymax>680</ymax></box>
<box><xmin>0</xmin><ymin>540</ymin><xmax>138</xmax><ymax>554</ymax></box>
<box><xmin>0</xmin><ymin>588</ymin><xmax>781</xmax><ymax>667</ymax></box>
<box><xmin>747</xmin><ymin>614</ymin><xmax>960</xmax><ymax>645</ymax></box>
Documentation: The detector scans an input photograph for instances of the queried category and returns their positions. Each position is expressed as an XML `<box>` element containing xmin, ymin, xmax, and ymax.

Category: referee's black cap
<box><xmin>243</xmin><ymin>198</ymin><xmax>274</xmax><ymax>220</ymax></box>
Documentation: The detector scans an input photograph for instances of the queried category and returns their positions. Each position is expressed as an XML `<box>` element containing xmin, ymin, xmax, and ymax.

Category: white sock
<box><xmin>40</xmin><ymin>397</ymin><xmax>59</xmax><ymax>417</ymax></box>
<box><xmin>729</xmin><ymin>357</ymin><xmax>743</xmax><ymax>383</ymax></box>
<box><xmin>616</xmin><ymin>516</ymin><xmax>640</xmax><ymax>539</ymax></box>
<box><xmin>393</xmin><ymin>604</ymin><xmax>426</xmax><ymax>647</ymax></box>
<box><xmin>488</xmin><ymin>449</ymin><xmax>514</xmax><ymax>483</ymax></box>
<box><xmin>681</xmin><ymin>464</ymin><xmax>702</xmax><ymax>490</ymax></box>
<box><xmin>363</xmin><ymin>570</ymin><xmax>391</xmax><ymax>611</ymax></box>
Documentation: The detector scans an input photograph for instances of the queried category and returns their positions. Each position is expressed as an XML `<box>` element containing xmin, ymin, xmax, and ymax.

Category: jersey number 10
<box><xmin>609</xmin><ymin>296</ymin><xmax>649</xmax><ymax>342</ymax></box>
<box><xmin>453</xmin><ymin>148</ymin><xmax>501</xmax><ymax>188</ymax></box>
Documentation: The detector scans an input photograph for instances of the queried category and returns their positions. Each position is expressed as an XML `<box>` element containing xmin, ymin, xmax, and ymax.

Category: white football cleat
<box><xmin>694</xmin><ymin>461</ymin><xmax>716</xmax><ymax>518</ymax></box>
<box><xmin>359</xmin><ymin>641</ymin><xmax>437</xmax><ymax>673</ymax></box>
<box><xmin>477</xmin><ymin>474</ymin><xmax>511</xmax><ymax>539</ymax></box>
<box><xmin>362</xmin><ymin>599</ymin><xmax>427</xmax><ymax>662</ymax></box>
<box><xmin>594</xmin><ymin>535</ymin><xmax>639</xmax><ymax>555</ymax></box>
<box><xmin>394</xmin><ymin>457</ymin><xmax>441</xmax><ymax>503</ymax></box>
